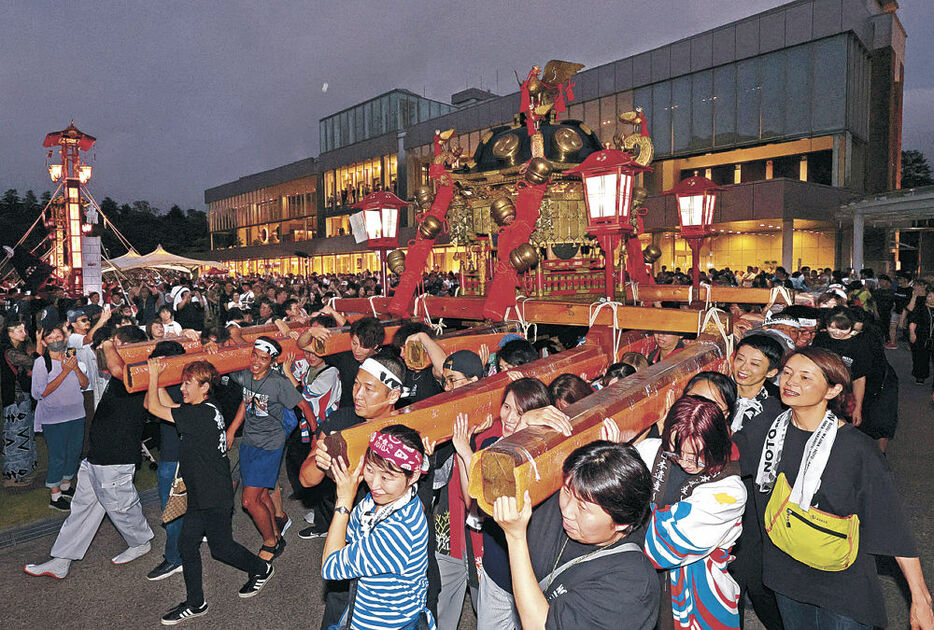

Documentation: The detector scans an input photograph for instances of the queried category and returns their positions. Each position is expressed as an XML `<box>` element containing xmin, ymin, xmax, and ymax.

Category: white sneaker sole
<box><xmin>24</xmin><ymin>566</ymin><xmax>67</xmax><ymax>579</ymax></box>
<box><xmin>161</xmin><ymin>605</ymin><xmax>208</xmax><ymax>625</ymax></box>
<box><xmin>112</xmin><ymin>545</ymin><xmax>152</xmax><ymax>565</ymax></box>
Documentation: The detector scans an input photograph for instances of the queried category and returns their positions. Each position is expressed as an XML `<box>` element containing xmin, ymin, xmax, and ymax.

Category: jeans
<box><xmin>179</xmin><ymin>507</ymin><xmax>266</xmax><ymax>607</ymax></box>
<box><xmin>775</xmin><ymin>593</ymin><xmax>870</xmax><ymax>630</ymax></box>
<box><xmin>43</xmin><ymin>417</ymin><xmax>85</xmax><ymax>488</ymax></box>
<box><xmin>157</xmin><ymin>460</ymin><xmax>183</xmax><ymax>565</ymax></box>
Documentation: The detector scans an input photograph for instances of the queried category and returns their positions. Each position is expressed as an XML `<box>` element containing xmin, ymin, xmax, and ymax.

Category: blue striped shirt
<box><xmin>322</xmin><ymin>492</ymin><xmax>434</xmax><ymax>630</ymax></box>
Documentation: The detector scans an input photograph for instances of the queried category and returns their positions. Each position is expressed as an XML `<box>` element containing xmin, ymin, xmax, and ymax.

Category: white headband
<box><xmin>360</xmin><ymin>357</ymin><xmax>407</xmax><ymax>394</ymax></box>
<box><xmin>254</xmin><ymin>338</ymin><xmax>280</xmax><ymax>357</ymax></box>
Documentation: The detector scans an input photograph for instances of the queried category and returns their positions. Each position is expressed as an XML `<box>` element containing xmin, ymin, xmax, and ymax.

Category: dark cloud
<box><xmin>2</xmin><ymin>1</ymin><xmax>930</xmax><ymax>212</ymax></box>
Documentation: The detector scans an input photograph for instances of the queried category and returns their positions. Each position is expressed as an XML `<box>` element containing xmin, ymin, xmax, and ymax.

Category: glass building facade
<box><xmin>318</xmin><ymin>90</ymin><xmax>455</xmax><ymax>154</ymax></box>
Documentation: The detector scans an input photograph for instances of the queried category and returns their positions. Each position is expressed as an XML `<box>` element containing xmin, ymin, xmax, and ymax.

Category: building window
<box><xmin>760</xmin><ymin>54</ymin><xmax>784</xmax><ymax>139</ymax></box>
<box><xmin>784</xmin><ymin>46</ymin><xmax>811</xmax><ymax>136</ymax></box>
<box><xmin>736</xmin><ymin>58</ymin><xmax>760</xmax><ymax>143</ymax></box>
<box><xmin>691</xmin><ymin>70</ymin><xmax>713</xmax><ymax>151</ymax></box>
<box><xmin>652</xmin><ymin>82</ymin><xmax>671</xmax><ymax>156</ymax></box>
<box><xmin>812</xmin><ymin>37</ymin><xmax>846</xmax><ymax>132</ymax></box>
<box><xmin>671</xmin><ymin>76</ymin><xmax>691</xmax><ymax>153</ymax></box>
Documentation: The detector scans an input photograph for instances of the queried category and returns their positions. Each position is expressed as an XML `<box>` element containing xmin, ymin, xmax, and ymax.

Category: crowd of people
<box><xmin>1</xmin><ymin>263</ymin><xmax>932</xmax><ymax>629</ymax></box>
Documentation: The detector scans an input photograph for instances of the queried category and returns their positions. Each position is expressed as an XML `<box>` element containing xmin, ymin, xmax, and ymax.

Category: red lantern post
<box><xmin>567</xmin><ymin>150</ymin><xmax>651</xmax><ymax>300</ymax></box>
<box><xmin>665</xmin><ymin>176</ymin><xmax>722</xmax><ymax>290</ymax></box>
<box><xmin>352</xmin><ymin>191</ymin><xmax>406</xmax><ymax>292</ymax></box>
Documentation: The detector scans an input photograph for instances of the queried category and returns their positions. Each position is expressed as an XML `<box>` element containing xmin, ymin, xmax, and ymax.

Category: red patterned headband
<box><xmin>368</xmin><ymin>431</ymin><xmax>425</xmax><ymax>473</ymax></box>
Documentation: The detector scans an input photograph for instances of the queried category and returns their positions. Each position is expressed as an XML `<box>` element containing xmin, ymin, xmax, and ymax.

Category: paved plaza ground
<box><xmin>1</xmin><ymin>347</ymin><xmax>931</xmax><ymax>630</ymax></box>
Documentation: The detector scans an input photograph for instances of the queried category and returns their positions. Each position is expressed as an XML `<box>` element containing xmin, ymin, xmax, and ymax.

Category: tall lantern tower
<box><xmin>43</xmin><ymin>121</ymin><xmax>101</xmax><ymax>296</ymax></box>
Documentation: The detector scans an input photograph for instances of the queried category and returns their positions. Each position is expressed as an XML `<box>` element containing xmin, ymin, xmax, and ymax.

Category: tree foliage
<box><xmin>0</xmin><ymin>189</ymin><xmax>208</xmax><ymax>259</ymax></box>
<box><xmin>901</xmin><ymin>149</ymin><xmax>934</xmax><ymax>189</ymax></box>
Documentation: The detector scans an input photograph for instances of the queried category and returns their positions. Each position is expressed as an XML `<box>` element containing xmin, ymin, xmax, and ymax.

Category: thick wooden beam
<box><xmin>335</xmin><ymin>295</ymin><xmax>712</xmax><ymax>335</ymax></box>
<box><xmin>321</xmin><ymin>328</ymin><xmax>653</xmax><ymax>473</ymax></box>
<box><xmin>116</xmin><ymin>320</ymin><xmax>309</xmax><ymax>365</ymax></box>
<box><xmin>467</xmin><ymin>334</ymin><xmax>729</xmax><ymax>514</ymax></box>
<box><xmin>121</xmin><ymin>323</ymin><xmax>403</xmax><ymax>393</ymax></box>
<box><xmin>623</xmin><ymin>284</ymin><xmax>793</xmax><ymax>306</ymax></box>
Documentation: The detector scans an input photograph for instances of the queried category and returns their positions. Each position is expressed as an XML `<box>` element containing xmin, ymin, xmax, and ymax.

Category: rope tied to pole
<box><xmin>697</xmin><ymin>307</ymin><xmax>734</xmax><ymax>370</ymax></box>
<box><xmin>588</xmin><ymin>300</ymin><xmax>624</xmax><ymax>362</ymax></box>
<box><xmin>504</xmin><ymin>295</ymin><xmax>537</xmax><ymax>342</ymax></box>
<box><xmin>414</xmin><ymin>293</ymin><xmax>444</xmax><ymax>336</ymax></box>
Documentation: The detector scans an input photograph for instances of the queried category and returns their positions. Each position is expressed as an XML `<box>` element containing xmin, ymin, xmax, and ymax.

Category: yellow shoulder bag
<box><xmin>764</xmin><ymin>473</ymin><xmax>860</xmax><ymax>571</ymax></box>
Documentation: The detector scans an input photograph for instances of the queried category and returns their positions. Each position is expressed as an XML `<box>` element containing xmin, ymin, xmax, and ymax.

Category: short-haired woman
<box><xmin>321</xmin><ymin>424</ymin><xmax>434</xmax><ymax>630</ymax></box>
<box><xmin>146</xmin><ymin>358</ymin><xmax>274</xmax><ymax>625</ymax></box>
<box><xmin>735</xmin><ymin>348</ymin><xmax>933</xmax><ymax>629</ymax></box>
<box><xmin>636</xmin><ymin>395</ymin><xmax>747</xmax><ymax>630</ymax></box>
<box><xmin>492</xmin><ymin>441</ymin><xmax>659</xmax><ymax>630</ymax></box>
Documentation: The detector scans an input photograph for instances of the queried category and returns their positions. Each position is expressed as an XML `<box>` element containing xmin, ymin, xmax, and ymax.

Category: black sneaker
<box><xmin>298</xmin><ymin>525</ymin><xmax>327</xmax><ymax>540</ymax></box>
<box><xmin>275</xmin><ymin>514</ymin><xmax>292</xmax><ymax>536</ymax></box>
<box><xmin>60</xmin><ymin>486</ymin><xmax>76</xmax><ymax>501</ymax></box>
<box><xmin>49</xmin><ymin>497</ymin><xmax>71</xmax><ymax>512</ymax></box>
<box><xmin>161</xmin><ymin>601</ymin><xmax>208</xmax><ymax>625</ymax></box>
<box><xmin>238</xmin><ymin>563</ymin><xmax>274</xmax><ymax>598</ymax></box>
<box><xmin>147</xmin><ymin>559</ymin><xmax>183</xmax><ymax>581</ymax></box>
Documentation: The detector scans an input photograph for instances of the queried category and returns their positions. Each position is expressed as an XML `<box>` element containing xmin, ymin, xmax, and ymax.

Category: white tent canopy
<box><xmin>104</xmin><ymin>244</ymin><xmax>225</xmax><ymax>273</ymax></box>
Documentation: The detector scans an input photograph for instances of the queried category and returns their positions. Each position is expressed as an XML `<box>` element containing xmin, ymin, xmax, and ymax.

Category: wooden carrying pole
<box><xmin>321</xmin><ymin>328</ymin><xmax>656</xmax><ymax>473</ymax></box>
<box><xmin>120</xmin><ymin>324</ymin><xmax>404</xmax><ymax>393</ymax></box>
<box><xmin>622</xmin><ymin>284</ymin><xmax>795</xmax><ymax>306</ymax></box>
<box><xmin>467</xmin><ymin>333</ymin><xmax>729</xmax><ymax>515</ymax></box>
<box><xmin>334</xmin><ymin>296</ymin><xmax>714</xmax><ymax>335</ymax></box>
<box><xmin>117</xmin><ymin>320</ymin><xmax>310</xmax><ymax>365</ymax></box>
<box><xmin>120</xmin><ymin>322</ymin><xmax>519</xmax><ymax>393</ymax></box>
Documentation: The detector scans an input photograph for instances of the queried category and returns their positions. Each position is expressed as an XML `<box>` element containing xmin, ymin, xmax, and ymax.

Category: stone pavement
<box><xmin>0</xmin><ymin>347</ymin><xmax>930</xmax><ymax>629</ymax></box>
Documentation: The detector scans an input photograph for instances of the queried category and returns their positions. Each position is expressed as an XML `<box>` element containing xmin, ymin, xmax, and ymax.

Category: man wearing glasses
<box><xmin>67</xmin><ymin>305</ymin><xmax>112</xmax><ymax>413</ymax></box>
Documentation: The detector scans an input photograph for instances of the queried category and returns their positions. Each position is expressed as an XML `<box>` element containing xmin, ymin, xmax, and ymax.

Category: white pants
<box><xmin>476</xmin><ymin>565</ymin><xmax>519</xmax><ymax>630</ymax></box>
<box><xmin>50</xmin><ymin>459</ymin><xmax>153</xmax><ymax>560</ymax></box>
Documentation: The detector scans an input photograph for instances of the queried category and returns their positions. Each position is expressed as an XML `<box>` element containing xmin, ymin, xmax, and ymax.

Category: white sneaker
<box><xmin>112</xmin><ymin>541</ymin><xmax>152</xmax><ymax>565</ymax></box>
<box><xmin>24</xmin><ymin>557</ymin><xmax>71</xmax><ymax>579</ymax></box>
<box><xmin>303</xmin><ymin>511</ymin><xmax>315</xmax><ymax>525</ymax></box>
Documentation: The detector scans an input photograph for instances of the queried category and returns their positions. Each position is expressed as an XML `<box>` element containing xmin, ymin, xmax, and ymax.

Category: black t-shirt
<box><xmin>158</xmin><ymin>385</ymin><xmax>184</xmax><ymax>463</ymax></box>
<box><xmin>397</xmin><ymin>367</ymin><xmax>443</xmax><ymax>409</ymax></box>
<box><xmin>172</xmin><ymin>400</ymin><xmax>234</xmax><ymax>510</ymax></box>
<box><xmin>528</xmin><ymin>495</ymin><xmax>659</xmax><ymax>630</ymax></box>
<box><xmin>213</xmin><ymin>374</ymin><xmax>243</xmax><ymax>429</ymax></box>
<box><xmin>893</xmin><ymin>284</ymin><xmax>911</xmax><ymax>314</ymax></box>
<box><xmin>908</xmin><ymin>304</ymin><xmax>934</xmax><ymax>343</ymax></box>
<box><xmin>734</xmin><ymin>417</ymin><xmax>917</xmax><ymax>628</ymax></box>
<box><xmin>325</xmin><ymin>350</ymin><xmax>361</xmax><ymax>409</ymax></box>
<box><xmin>87</xmin><ymin>378</ymin><xmax>148</xmax><ymax>466</ymax></box>
<box><xmin>812</xmin><ymin>331</ymin><xmax>884</xmax><ymax>396</ymax></box>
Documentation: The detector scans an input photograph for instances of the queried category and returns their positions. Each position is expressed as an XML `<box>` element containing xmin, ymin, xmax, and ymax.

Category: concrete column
<box><xmin>852</xmin><ymin>212</ymin><xmax>864</xmax><ymax>272</ymax></box>
<box><xmin>781</xmin><ymin>220</ymin><xmax>794</xmax><ymax>272</ymax></box>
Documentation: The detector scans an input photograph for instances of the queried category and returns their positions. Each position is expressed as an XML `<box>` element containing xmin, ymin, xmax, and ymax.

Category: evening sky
<box><xmin>1</xmin><ymin>0</ymin><xmax>931</xmax><ymax>212</ymax></box>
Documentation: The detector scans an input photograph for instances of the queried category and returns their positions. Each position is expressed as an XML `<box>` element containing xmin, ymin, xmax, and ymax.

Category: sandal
<box><xmin>258</xmin><ymin>543</ymin><xmax>277</xmax><ymax>561</ymax></box>
<box><xmin>273</xmin><ymin>536</ymin><xmax>287</xmax><ymax>559</ymax></box>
